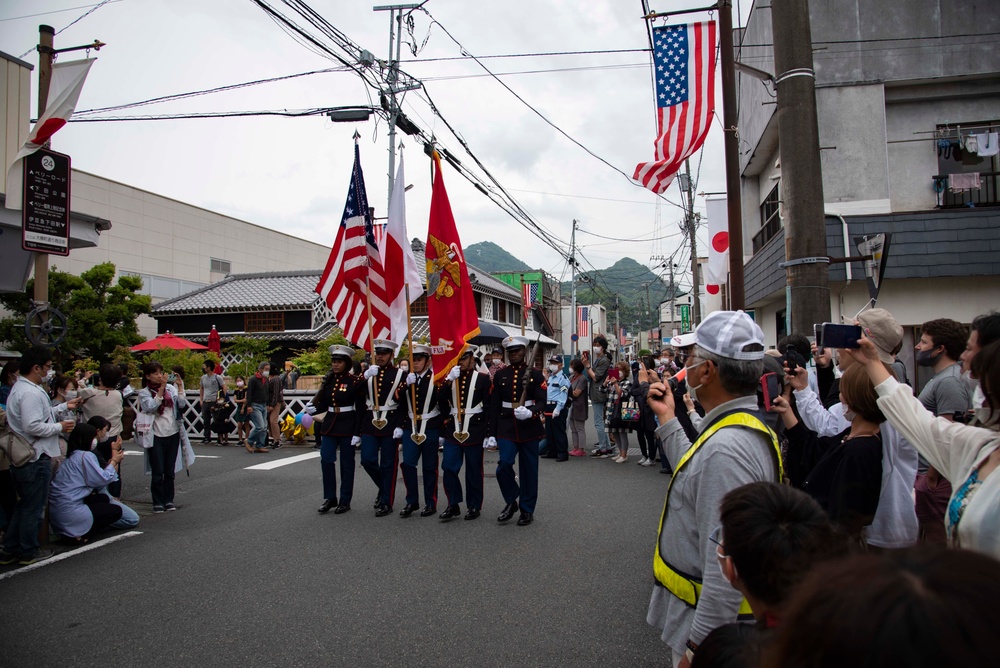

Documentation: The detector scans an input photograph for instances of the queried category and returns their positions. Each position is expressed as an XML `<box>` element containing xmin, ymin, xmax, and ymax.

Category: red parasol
<box><xmin>131</xmin><ymin>331</ymin><xmax>209</xmax><ymax>352</ymax></box>
<box><xmin>207</xmin><ymin>325</ymin><xmax>223</xmax><ymax>373</ymax></box>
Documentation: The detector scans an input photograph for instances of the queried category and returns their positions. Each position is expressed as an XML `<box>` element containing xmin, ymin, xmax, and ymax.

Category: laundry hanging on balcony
<box><xmin>972</xmin><ymin>133</ymin><xmax>999</xmax><ymax>157</ymax></box>
<box><xmin>948</xmin><ymin>172</ymin><xmax>981</xmax><ymax>193</ymax></box>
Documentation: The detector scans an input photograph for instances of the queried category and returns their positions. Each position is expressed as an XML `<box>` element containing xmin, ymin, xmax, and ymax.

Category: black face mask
<box><xmin>916</xmin><ymin>349</ymin><xmax>942</xmax><ymax>367</ymax></box>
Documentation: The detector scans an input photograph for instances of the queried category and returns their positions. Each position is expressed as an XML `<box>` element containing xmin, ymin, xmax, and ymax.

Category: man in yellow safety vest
<box><xmin>643</xmin><ymin>311</ymin><xmax>783</xmax><ymax>668</ymax></box>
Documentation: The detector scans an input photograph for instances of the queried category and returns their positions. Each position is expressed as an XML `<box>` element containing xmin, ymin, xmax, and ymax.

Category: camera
<box><xmin>167</xmin><ymin>373</ymin><xmax>177</xmax><ymax>383</ymax></box>
<box><xmin>782</xmin><ymin>345</ymin><xmax>807</xmax><ymax>373</ymax></box>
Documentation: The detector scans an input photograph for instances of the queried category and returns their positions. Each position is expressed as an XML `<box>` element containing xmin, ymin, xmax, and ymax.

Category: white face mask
<box><xmin>548</xmin><ymin>364</ymin><xmax>559</xmax><ymax>373</ymax></box>
<box><xmin>45</xmin><ymin>369</ymin><xmax>56</xmax><ymax>381</ymax></box>
<box><xmin>685</xmin><ymin>360</ymin><xmax>707</xmax><ymax>404</ymax></box>
<box><xmin>65</xmin><ymin>389</ymin><xmax>78</xmax><ymax>400</ymax></box>
<box><xmin>236</xmin><ymin>381</ymin><xmax>245</xmax><ymax>387</ymax></box>
<box><xmin>842</xmin><ymin>405</ymin><xmax>858</xmax><ymax>422</ymax></box>
<box><xmin>91</xmin><ymin>438</ymin><xmax>99</xmax><ymax>450</ymax></box>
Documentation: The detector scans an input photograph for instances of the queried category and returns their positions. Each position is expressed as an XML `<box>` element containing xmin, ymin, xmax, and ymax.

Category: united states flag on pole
<box><xmin>315</xmin><ymin>142</ymin><xmax>391</xmax><ymax>348</ymax></box>
<box><xmin>633</xmin><ymin>22</ymin><xmax>717</xmax><ymax>194</ymax></box>
<box><xmin>522</xmin><ymin>282</ymin><xmax>538</xmax><ymax>320</ymax></box>
<box><xmin>578</xmin><ymin>306</ymin><xmax>589</xmax><ymax>337</ymax></box>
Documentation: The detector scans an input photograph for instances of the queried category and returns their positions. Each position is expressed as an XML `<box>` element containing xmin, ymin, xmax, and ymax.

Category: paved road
<box><xmin>1</xmin><ymin>426</ymin><xmax>672</xmax><ymax>667</ymax></box>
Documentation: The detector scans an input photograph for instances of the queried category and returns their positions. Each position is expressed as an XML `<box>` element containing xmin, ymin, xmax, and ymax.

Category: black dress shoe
<box><xmin>333</xmin><ymin>504</ymin><xmax>351</xmax><ymax>514</ymax></box>
<box><xmin>439</xmin><ymin>505</ymin><xmax>461</xmax><ymax>520</ymax></box>
<box><xmin>539</xmin><ymin>453</ymin><xmax>555</xmax><ymax>459</ymax></box>
<box><xmin>516</xmin><ymin>512</ymin><xmax>534</xmax><ymax>526</ymax></box>
<box><xmin>375</xmin><ymin>504</ymin><xmax>393</xmax><ymax>517</ymax></box>
<box><xmin>318</xmin><ymin>499</ymin><xmax>336</xmax><ymax>514</ymax></box>
<box><xmin>399</xmin><ymin>504</ymin><xmax>419</xmax><ymax>518</ymax></box>
<box><xmin>497</xmin><ymin>501</ymin><xmax>519</xmax><ymax>522</ymax></box>
<box><xmin>464</xmin><ymin>508</ymin><xmax>480</xmax><ymax>520</ymax></box>
<box><xmin>555</xmin><ymin>457</ymin><xmax>568</xmax><ymax>462</ymax></box>
<box><xmin>374</xmin><ymin>495</ymin><xmax>381</xmax><ymax>509</ymax></box>
<box><xmin>419</xmin><ymin>505</ymin><xmax>437</xmax><ymax>517</ymax></box>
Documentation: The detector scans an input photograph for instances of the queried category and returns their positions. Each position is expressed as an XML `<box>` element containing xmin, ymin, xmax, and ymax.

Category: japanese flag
<box><xmin>5</xmin><ymin>58</ymin><xmax>95</xmax><ymax>210</ymax></box>
<box><xmin>704</xmin><ymin>196</ymin><xmax>729</xmax><ymax>295</ymax></box>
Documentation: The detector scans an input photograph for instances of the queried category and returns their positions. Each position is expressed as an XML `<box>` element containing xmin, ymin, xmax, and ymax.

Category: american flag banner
<box><xmin>315</xmin><ymin>142</ymin><xmax>391</xmax><ymax>348</ymax></box>
<box><xmin>620</xmin><ymin>327</ymin><xmax>627</xmax><ymax>346</ymax></box>
<box><xmin>578</xmin><ymin>306</ymin><xmax>589</xmax><ymax>337</ymax></box>
<box><xmin>633</xmin><ymin>22</ymin><xmax>717</xmax><ymax>194</ymax></box>
<box><xmin>372</xmin><ymin>221</ymin><xmax>386</xmax><ymax>247</ymax></box>
<box><xmin>522</xmin><ymin>282</ymin><xmax>539</xmax><ymax>320</ymax></box>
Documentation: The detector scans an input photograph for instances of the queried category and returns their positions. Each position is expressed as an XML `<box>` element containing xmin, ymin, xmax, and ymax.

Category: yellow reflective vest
<box><xmin>653</xmin><ymin>411</ymin><xmax>784</xmax><ymax>616</ymax></box>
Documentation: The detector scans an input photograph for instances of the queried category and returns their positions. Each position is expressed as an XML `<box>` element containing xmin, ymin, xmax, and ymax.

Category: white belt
<box><xmin>409</xmin><ymin>408</ymin><xmax>441</xmax><ymax>421</ymax></box>
<box><xmin>502</xmin><ymin>400</ymin><xmax>534</xmax><ymax>408</ymax></box>
<box><xmin>450</xmin><ymin>407</ymin><xmax>483</xmax><ymax>415</ymax></box>
<box><xmin>330</xmin><ymin>405</ymin><xmax>355</xmax><ymax>413</ymax></box>
<box><xmin>367</xmin><ymin>400</ymin><xmax>399</xmax><ymax>411</ymax></box>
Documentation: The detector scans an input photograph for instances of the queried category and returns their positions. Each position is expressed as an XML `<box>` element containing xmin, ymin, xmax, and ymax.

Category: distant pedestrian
<box><xmin>232</xmin><ymin>375</ymin><xmax>250</xmax><ymax>447</ymax></box>
<box><xmin>246</xmin><ymin>362</ymin><xmax>270</xmax><ymax>453</ymax></box>
<box><xmin>138</xmin><ymin>362</ymin><xmax>190</xmax><ymax>513</ymax></box>
<box><xmin>585</xmin><ymin>335</ymin><xmax>613</xmax><ymax>457</ymax></box>
<box><xmin>541</xmin><ymin>355</ymin><xmax>570</xmax><ymax>461</ymax></box>
<box><xmin>199</xmin><ymin>359</ymin><xmax>226</xmax><ymax>445</ymax></box>
<box><xmin>267</xmin><ymin>363</ymin><xmax>284</xmax><ymax>447</ymax></box>
<box><xmin>567</xmin><ymin>359</ymin><xmax>589</xmax><ymax>457</ymax></box>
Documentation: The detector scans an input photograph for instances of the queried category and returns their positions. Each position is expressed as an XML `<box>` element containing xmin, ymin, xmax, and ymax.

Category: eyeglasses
<box><xmin>709</xmin><ymin>526</ymin><xmax>729</xmax><ymax>560</ymax></box>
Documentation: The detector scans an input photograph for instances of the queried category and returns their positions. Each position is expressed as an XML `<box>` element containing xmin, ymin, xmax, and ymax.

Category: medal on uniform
<box><xmin>452</xmin><ymin>370</ymin><xmax>479</xmax><ymax>443</ymax></box>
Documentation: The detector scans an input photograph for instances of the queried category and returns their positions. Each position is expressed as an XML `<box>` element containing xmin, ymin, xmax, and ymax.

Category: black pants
<box><xmin>544</xmin><ymin>403</ymin><xmax>569</xmax><ymax>458</ymax></box>
<box><xmin>635</xmin><ymin>429</ymin><xmax>657</xmax><ymax>460</ymax></box>
<box><xmin>94</xmin><ymin>437</ymin><xmax>122</xmax><ymax>498</ymax></box>
<box><xmin>148</xmin><ymin>432</ymin><xmax>181</xmax><ymax>507</ymax></box>
<box><xmin>201</xmin><ymin>402</ymin><xmax>214</xmax><ymax>440</ymax></box>
<box><xmin>83</xmin><ymin>493</ymin><xmax>123</xmax><ymax>537</ymax></box>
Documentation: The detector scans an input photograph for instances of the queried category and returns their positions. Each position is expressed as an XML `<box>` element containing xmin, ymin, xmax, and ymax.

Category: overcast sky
<box><xmin>1</xmin><ymin>0</ymin><xmax>752</xmax><ymax>287</ymax></box>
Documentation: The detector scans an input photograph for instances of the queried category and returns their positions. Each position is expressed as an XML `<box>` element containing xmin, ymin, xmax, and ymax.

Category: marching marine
<box><xmin>399</xmin><ymin>344</ymin><xmax>444</xmax><ymax>518</ymax></box>
<box><xmin>361</xmin><ymin>339</ymin><xmax>406</xmax><ymax>517</ymax></box>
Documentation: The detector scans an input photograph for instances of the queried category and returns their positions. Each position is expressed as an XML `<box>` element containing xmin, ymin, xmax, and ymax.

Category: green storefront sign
<box><xmin>679</xmin><ymin>304</ymin><xmax>691</xmax><ymax>333</ymax></box>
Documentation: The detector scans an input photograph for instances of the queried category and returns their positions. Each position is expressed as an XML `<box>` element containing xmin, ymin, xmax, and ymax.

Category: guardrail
<box><xmin>126</xmin><ymin>390</ymin><xmax>317</xmax><ymax>438</ymax></box>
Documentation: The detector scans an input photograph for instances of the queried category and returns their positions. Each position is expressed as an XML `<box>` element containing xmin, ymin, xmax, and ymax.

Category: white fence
<box><xmin>127</xmin><ymin>390</ymin><xmax>317</xmax><ymax>437</ymax></box>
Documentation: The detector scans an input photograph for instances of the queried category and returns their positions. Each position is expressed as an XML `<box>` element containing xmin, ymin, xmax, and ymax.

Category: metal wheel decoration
<box><xmin>24</xmin><ymin>305</ymin><xmax>68</xmax><ymax>348</ymax></box>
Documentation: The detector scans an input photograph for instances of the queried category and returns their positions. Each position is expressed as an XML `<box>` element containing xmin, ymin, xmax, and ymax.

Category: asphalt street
<box><xmin>1</xmin><ymin>424</ymin><xmax>673</xmax><ymax>667</ymax></box>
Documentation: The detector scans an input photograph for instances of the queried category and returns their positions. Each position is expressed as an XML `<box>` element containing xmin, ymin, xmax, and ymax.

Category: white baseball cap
<box><xmin>671</xmin><ymin>332</ymin><xmax>697</xmax><ymax>348</ymax></box>
<box><xmin>693</xmin><ymin>310</ymin><xmax>765</xmax><ymax>361</ymax></box>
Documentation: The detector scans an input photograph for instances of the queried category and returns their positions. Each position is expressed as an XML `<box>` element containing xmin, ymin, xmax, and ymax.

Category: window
<box><xmin>496</xmin><ymin>299</ymin><xmax>506</xmax><ymax>323</ymax></box>
<box><xmin>410</xmin><ymin>295</ymin><xmax>428</xmax><ymax>316</ymax></box>
<box><xmin>210</xmin><ymin>258</ymin><xmax>231</xmax><ymax>274</ymax></box>
<box><xmin>245</xmin><ymin>312</ymin><xmax>285</xmax><ymax>333</ymax></box>
<box><xmin>933</xmin><ymin>120</ymin><xmax>1000</xmax><ymax>208</ymax></box>
<box><xmin>753</xmin><ymin>184</ymin><xmax>781</xmax><ymax>254</ymax></box>
<box><xmin>510</xmin><ymin>302</ymin><xmax>521</xmax><ymax>326</ymax></box>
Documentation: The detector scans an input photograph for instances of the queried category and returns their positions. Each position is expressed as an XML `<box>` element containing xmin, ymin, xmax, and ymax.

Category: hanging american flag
<box><xmin>578</xmin><ymin>306</ymin><xmax>589</xmax><ymax>337</ymax></box>
<box><xmin>315</xmin><ymin>142</ymin><xmax>391</xmax><ymax>348</ymax></box>
<box><xmin>522</xmin><ymin>282</ymin><xmax>539</xmax><ymax>320</ymax></box>
<box><xmin>372</xmin><ymin>222</ymin><xmax>386</xmax><ymax>247</ymax></box>
<box><xmin>633</xmin><ymin>22</ymin><xmax>717</xmax><ymax>194</ymax></box>
<box><xmin>619</xmin><ymin>327</ymin><xmax>627</xmax><ymax>346</ymax></box>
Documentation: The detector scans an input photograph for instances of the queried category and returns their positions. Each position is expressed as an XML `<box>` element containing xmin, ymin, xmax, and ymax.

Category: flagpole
<box><xmin>365</xmin><ymin>276</ymin><xmax>381</xmax><ymax>413</ymax></box>
<box><xmin>405</xmin><ymin>283</ymin><xmax>418</xmax><ymax>431</ymax></box>
<box><xmin>520</xmin><ymin>273</ymin><xmax>526</xmax><ymax>336</ymax></box>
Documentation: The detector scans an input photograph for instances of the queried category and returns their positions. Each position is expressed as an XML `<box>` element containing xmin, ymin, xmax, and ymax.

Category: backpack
<box><xmin>0</xmin><ymin>406</ymin><xmax>35</xmax><ymax>469</ymax></box>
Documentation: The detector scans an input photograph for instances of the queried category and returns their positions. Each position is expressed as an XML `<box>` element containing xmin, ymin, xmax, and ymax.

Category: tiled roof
<box><xmin>152</xmin><ymin>270</ymin><xmax>324</xmax><ymax>314</ymax></box>
<box><xmin>467</xmin><ymin>264</ymin><xmax>520</xmax><ymax>299</ymax></box>
<box><xmin>187</xmin><ymin>321</ymin><xmax>339</xmax><ymax>344</ymax></box>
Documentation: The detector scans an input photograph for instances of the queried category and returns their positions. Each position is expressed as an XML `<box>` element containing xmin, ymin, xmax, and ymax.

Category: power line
<box><xmin>406</xmin><ymin>47</ymin><xmax>651</xmax><ymax>63</ymax></box>
<box><xmin>16</xmin><ymin>0</ymin><xmax>121</xmax><ymax>58</ymax></box>
<box><xmin>67</xmin><ymin>107</ymin><xmax>354</xmax><ymax>121</ymax></box>
<box><xmin>735</xmin><ymin>31</ymin><xmax>1000</xmax><ymax>48</ymax></box>
<box><xmin>421</xmin><ymin>62</ymin><xmax>647</xmax><ymax>82</ymax></box>
<box><xmin>1</xmin><ymin>1</ymin><xmax>124</xmax><ymax>23</ymax></box>
<box><xmin>506</xmin><ymin>187</ymin><xmax>657</xmax><ymax>205</ymax></box>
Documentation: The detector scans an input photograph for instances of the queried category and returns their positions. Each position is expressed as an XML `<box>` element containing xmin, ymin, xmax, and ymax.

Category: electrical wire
<box><xmin>1</xmin><ymin>1</ymin><xmax>124</xmax><ymax>23</ymax></box>
<box><xmin>67</xmin><ymin>107</ymin><xmax>354</xmax><ymax>121</ymax></box>
<box><xmin>16</xmin><ymin>0</ymin><xmax>121</xmax><ymax>58</ymax></box>
<box><xmin>420</xmin><ymin>62</ymin><xmax>648</xmax><ymax>82</ymax></box>
<box><xmin>406</xmin><ymin>47</ymin><xmax>652</xmax><ymax>63</ymax></box>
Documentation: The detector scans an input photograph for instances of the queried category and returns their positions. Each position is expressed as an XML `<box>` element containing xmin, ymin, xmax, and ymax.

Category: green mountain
<box><xmin>562</xmin><ymin>256</ymin><xmax>683</xmax><ymax>331</ymax></box>
<box><xmin>464</xmin><ymin>241</ymin><xmax>532</xmax><ymax>273</ymax></box>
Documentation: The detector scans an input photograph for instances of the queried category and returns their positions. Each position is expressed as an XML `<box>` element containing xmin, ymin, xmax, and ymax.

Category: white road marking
<box><xmin>0</xmin><ymin>531</ymin><xmax>143</xmax><ymax>581</ymax></box>
<box><xmin>244</xmin><ymin>451</ymin><xmax>320</xmax><ymax>471</ymax></box>
<box><xmin>123</xmin><ymin>450</ymin><xmax>219</xmax><ymax>459</ymax></box>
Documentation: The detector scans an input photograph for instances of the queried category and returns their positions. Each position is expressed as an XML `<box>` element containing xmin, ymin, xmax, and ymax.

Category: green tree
<box><xmin>224</xmin><ymin>336</ymin><xmax>275</xmax><ymax>379</ymax></box>
<box><xmin>0</xmin><ymin>262</ymin><xmax>151</xmax><ymax>366</ymax></box>
<box><xmin>143</xmin><ymin>349</ymin><xmax>219</xmax><ymax>388</ymax></box>
<box><xmin>288</xmin><ymin>328</ymin><xmax>363</xmax><ymax>375</ymax></box>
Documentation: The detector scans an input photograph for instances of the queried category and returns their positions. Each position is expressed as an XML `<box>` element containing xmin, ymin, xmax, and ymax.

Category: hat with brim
<box><xmin>856</xmin><ymin>308</ymin><xmax>903</xmax><ymax>365</ymax></box>
<box><xmin>502</xmin><ymin>335</ymin><xmax>529</xmax><ymax>349</ymax></box>
<box><xmin>371</xmin><ymin>338</ymin><xmax>399</xmax><ymax>353</ymax></box>
<box><xmin>412</xmin><ymin>344</ymin><xmax>432</xmax><ymax>357</ymax></box>
<box><xmin>671</xmin><ymin>332</ymin><xmax>697</xmax><ymax>348</ymax></box>
<box><xmin>692</xmin><ymin>310</ymin><xmax>765</xmax><ymax>361</ymax></box>
<box><xmin>328</xmin><ymin>345</ymin><xmax>355</xmax><ymax>360</ymax></box>
<box><xmin>460</xmin><ymin>344</ymin><xmax>480</xmax><ymax>359</ymax></box>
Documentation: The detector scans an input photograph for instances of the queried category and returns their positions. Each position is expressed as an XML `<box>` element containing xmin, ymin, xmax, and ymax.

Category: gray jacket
<box><xmin>646</xmin><ymin>395</ymin><xmax>779</xmax><ymax>656</ymax></box>
<box><xmin>587</xmin><ymin>354</ymin><xmax>611</xmax><ymax>404</ymax></box>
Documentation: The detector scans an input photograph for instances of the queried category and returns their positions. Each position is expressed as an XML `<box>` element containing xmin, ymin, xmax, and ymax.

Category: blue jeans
<box><xmin>3</xmin><ymin>457</ymin><xmax>52</xmax><ymax>557</ymax></box>
<box><xmin>320</xmin><ymin>435</ymin><xmax>356</xmax><ymax>505</ymax></box>
<box><xmin>496</xmin><ymin>438</ymin><xmax>540</xmax><ymax>514</ymax></box>
<box><xmin>249</xmin><ymin>402</ymin><xmax>268</xmax><ymax>448</ymax></box>
<box><xmin>111</xmin><ymin>499</ymin><xmax>140</xmax><ymax>529</ymax></box>
<box><xmin>592</xmin><ymin>403</ymin><xmax>611</xmax><ymax>450</ymax></box>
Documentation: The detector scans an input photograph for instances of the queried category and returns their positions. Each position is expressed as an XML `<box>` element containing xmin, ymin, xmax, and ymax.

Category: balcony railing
<box><xmin>933</xmin><ymin>172</ymin><xmax>1000</xmax><ymax>208</ymax></box>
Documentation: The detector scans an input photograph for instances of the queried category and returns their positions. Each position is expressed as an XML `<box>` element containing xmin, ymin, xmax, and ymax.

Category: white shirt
<box><xmin>6</xmin><ymin>376</ymin><xmax>71</xmax><ymax>461</ymax></box>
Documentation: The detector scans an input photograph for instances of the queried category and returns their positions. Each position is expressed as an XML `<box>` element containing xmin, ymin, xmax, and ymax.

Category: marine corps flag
<box><xmin>425</xmin><ymin>150</ymin><xmax>480</xmax><ymax>383</ymax></box>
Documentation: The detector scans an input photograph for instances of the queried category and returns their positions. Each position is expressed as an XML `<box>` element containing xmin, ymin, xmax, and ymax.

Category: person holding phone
<box><xmin>567</xmin><ymin>359</ymin><xmax>589</xmax><ymax>457</ymax></box>
<box><xmin>584</xmin><ymin>336</ymin><xmax>613</xmax><ymax>457</ymax></box>
<box><xmin>138</xmin><ymin>362</ymin><xmax>189</xmax><ymax>513</ymax></box>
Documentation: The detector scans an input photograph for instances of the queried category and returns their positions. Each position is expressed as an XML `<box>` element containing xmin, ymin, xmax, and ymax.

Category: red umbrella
<box><xmin>131</xmin><ymin>332</ymin><xmax>209</xmax><ymax>352</ymax></box>
<box><xmin>207</xmin><ymin>325</ymin><xmax>221</xmax><ymax>355</ymax></box>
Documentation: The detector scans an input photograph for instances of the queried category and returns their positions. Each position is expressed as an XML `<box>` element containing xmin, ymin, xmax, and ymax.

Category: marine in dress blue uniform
<box><xmin>361</xmin><ymin>339</ymin><xmax>406</xmax><ymax>517</ymax></box>
<box><xmin>399</xmin><ymin>344</ymin><xmax>444</xmax><ymax>518</ymax></box>
<box><xmin>309</xmin><ymin>345</ymin><xmax>366</xmax><ymax>515</ymax></box>
<box><xmin>439</xmin><ymin>346</ymin><xmax>492</xmax><ymax>521</ymax></box>
<box><xmin>488</xmin><ymin>336</ymin><xmax>547</xmax><ymax>526</ymax></box>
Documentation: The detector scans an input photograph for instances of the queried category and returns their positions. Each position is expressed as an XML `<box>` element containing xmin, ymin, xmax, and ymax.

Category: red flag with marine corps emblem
<box><xmin>425</xmin><ymin>151</ymin><xmax>480</xmax><ymax>383</ymax></box>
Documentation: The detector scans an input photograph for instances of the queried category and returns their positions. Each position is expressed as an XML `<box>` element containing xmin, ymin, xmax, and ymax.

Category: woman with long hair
<box><xmin>137</xmin><ymin>361</ymin><xmax>189</xmax><ymax>513</ymax></box>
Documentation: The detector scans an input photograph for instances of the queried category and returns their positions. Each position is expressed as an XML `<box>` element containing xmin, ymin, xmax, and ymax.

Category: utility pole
<box><xmin>33</xmin><ymin>25</ymin><xmax>55</xmax><ymax>313</ymax></box>
<box><xmin>614</xmin><ymin>294</ymin><xmax>620</xmax><ymax>357</ymax></box>
<box><xmin>570</xmin><ymin>219</ymin><xmax>577</xmax><ymax>357</ymax></box>
<box><xmin>667</xmin><ymin>261</ymin><xmax>676</xmax><ymax>333</ymax></box>
<box><xmin>682</xmin><ymin>160</ymin><xmax>702</xmax><ymax>326</ymax></box>
<box><xmin>771</xmin><ymin>0</ymin><xmax>830</xmax><ymax>333</ymax></box>
<box><xmin>718</xmin><ymin>0</ymin><xmax>746</xmax><ymax>310</ymax></box>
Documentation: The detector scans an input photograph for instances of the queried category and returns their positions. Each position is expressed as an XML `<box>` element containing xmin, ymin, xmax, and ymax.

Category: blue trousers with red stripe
<box><xmin>320</xmin><ymin>435</ymin><xmax>356</xmax><ymax>505</ymax></box>
<box><xmin>401</xmin><ymin>428</ymin><xmax>439</xmax><ymax>508</ymax></box>
<box><xmin>496</xmin><ymin>438</ymin><xmax>539</xmax><ymax>513</ymax></box>
<box><xmin>361</xmin><ymin>434</ymin><xmax>398</xmax><ymax>507</ymax></box>
<box><xmin>442</xmin><ymin>440</ymin><xmax>485</xmax><ymax>511</ymax></box>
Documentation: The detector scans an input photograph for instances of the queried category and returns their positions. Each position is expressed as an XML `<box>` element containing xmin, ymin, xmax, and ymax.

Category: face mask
<box><xmin>91</xmin><ymin>438</ymin><xmax>99</xmax><ymax>450</ymax></box>
<box><xmin>65</xmin><ymin>390</ymin><xmax>78</xmax><ymax>400</ymax></box>
<box><xmin>685</xmin><ymin>360</ymin><xmax>708</xmax><ymax>404</ymax></box>
<box><xmin>842</xmin><ymin>405</ymin><xmax>858</xmax><ymax>422</ymax></box>
<box><xmin>916</xmin><ymin>349</ymin><xmax>942</xmax><ymax>367</ymax></box>
<box><xmin>236</xmin><ymin>381</ymin><xmax>244</xmax><ymax>387</ymax></box>
<box><xmin>45</xmin><ymin>369</ymin><xmax>56</xmax><ymax>381</ymax></box>
<box><xmin>399</xmin><ymin>365</ymin><xmax>409</xmax><ymax>372</ymax></box>
<box><xmin>492</xmin><ymin>359</ymin><xmax>501</xmax><ymax>366</ymax></box>
<box><xmin>548</xmin><ymin>364</ymin><xmax>559</xmax><ymax>373</ymax></box>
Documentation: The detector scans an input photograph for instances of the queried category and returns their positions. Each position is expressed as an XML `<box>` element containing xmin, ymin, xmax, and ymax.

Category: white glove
<box><xmin>446</xmin><ymin>366</ymin><xmax>461</xmax><ymax>382</ymax></box>
<box><xmin>406</xmin><ymin>373</ymin><xmax>418</xmax><ymax>386</ymax></box>
<box><xmin>514</xmin><ymin>406</ymin><xmax>532</xmax><ymax>420</ymax></box>
<box><xmin>484</xmin><ymin>436</ymin><xmax>497</xmax><ymax>449</ymax></box>
<box><xmin>351</xmin><ymin>436</ymin><xmax>361</xmax><ymax>447</ymax></box>
<box><xmin>552</xmin><ymin>407</ymin><xmax>561</xmax><ymax>418</ymax></box>
<box><xmin>304</xmin><ymin>401</ymin><xmax>317</xmax><ymax>415</ymax></box>
<box><xmin>392</xmin><ymin>427</ymin><xmax>403</xmax><ymax>439</ymax></box>
<box><xmin>363</xmin><ymin>365</ymin><xmax>380</xmax><ymax>379</ymax></box>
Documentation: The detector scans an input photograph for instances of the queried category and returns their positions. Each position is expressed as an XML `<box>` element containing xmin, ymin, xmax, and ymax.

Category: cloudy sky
<box><xmin>1</xmin><ymin>0</ymin><xmax>751</xmax><ymax>286</ymax></box>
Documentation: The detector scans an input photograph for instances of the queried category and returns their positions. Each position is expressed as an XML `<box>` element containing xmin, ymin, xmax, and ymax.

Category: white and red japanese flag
<box><xmin>5</xmin><ymin>58</ymin><xmax>95</xmax><ymax>210</ymax></box>
<box><xmin>704</xmin><ymin>196</ymin><xmax>729</xmax><ymax>296</ymax></box>
<box><xmin>633</xmin><ymin>22</ymin><xmax>716</xmax><ymax>194</ymax></box>
<box><xmin>379</xmin><ymin>150</ymin><xmax>424</xmax><ymax>343</ymax></box>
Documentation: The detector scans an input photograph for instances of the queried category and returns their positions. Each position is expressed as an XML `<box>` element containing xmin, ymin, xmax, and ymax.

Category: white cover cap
<box><xmin>693</xmin><ymin>310</ymin><xmax>765</xmax><ymax>361</ymax></box>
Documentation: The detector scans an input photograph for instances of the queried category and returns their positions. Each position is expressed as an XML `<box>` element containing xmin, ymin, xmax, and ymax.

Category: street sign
<box><xmin>570</xmin><ymin>333</ymin><xmax>579</xmax><ymax>342</ymax></box>
<box><xmin>679</xmin><ymin>304</ymin><xmax>691</xmax><ymax>332</ymax></box>
<box><xmin>22</xmin><ymin>148</ymin><xmax>71</xmax><ymax>256</ymax></box>
<box><xmin>856</xmin><ymin>233</ymin><xmax>891</xmax><ymax>303</ymax></box>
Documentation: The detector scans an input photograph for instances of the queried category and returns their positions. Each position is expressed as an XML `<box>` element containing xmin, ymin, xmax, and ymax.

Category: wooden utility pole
<box><xmin>771</xmin><ymin>0</ymin><xmax>831</xmax><ymax>333</ymax></box>
<box><xmin>33</xmin><ymin>24</ymin><xmax>55</xmax><ymax>311</ymax></box>
<box><xmin>717</xmin><ymin>0</ymin><xmax>745</xmax><ymax>310</ymax></box>
<box><xmin>683</xmin><ymin>160</ymin><xmax>702</xmax><ymax>326</ymax></box>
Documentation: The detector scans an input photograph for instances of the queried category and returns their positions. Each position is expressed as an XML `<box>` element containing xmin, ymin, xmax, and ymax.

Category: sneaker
<box><xmin>614</xmin><ymin>456</ymin><xmax>626</xmax><ymax>463</ymax></box>
<box><xmin>153</xmin><ymin>505</ymin><xmax>165</xmax><ymax>513</ymax></box>
<box><xmin>19</xmin><ymin>548</ymin><xmax>55</xmax><ymax>565</ymax></box>
<box><xmin>0</xmin><ymin>550</ymin><xmax>17</xmax><ymax>565</ymax></box>
<box><xmin>642</xmin><ymin>459</ymin><xmax>655</xmax><ymax>467</ymax></box>
<box><xmin>637</xmin><ymin>457</ymin><xmax>649</xmax><ymax>466</ymax></box>
<box><xmin>569</xmin><ymin>449</ymin><xmax>586</xmax><ymax>457</ymax></box>
<box><xmin>589</xmin><ymin>449</ymin><xmax>604</xmax><ymax>458</ymax></box>
<box><xmin>598</xmin><ymin>450</ymin><xmax>613</xmax><ymax>459</ymax></box>
<box><xmin>164</xmin><ymin>503</ymin><xmax>177</xmax><ymax>511</ymax></box>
